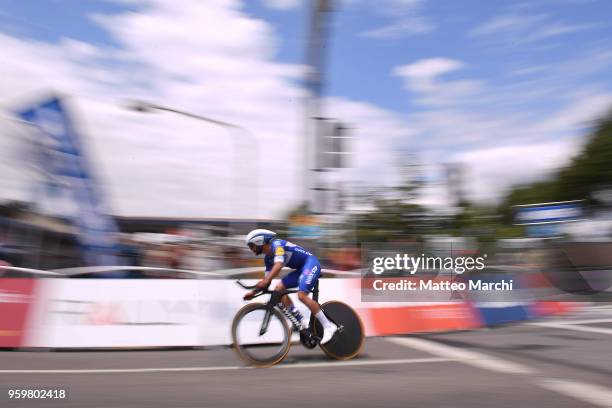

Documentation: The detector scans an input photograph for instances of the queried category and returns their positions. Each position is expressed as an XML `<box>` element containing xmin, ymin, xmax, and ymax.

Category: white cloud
<box><xmin>393</xmin><ymin>58</ymin><xmax>482</xmax><ymax>106</ymax></box>
<box><xmin>389</xmin><ymin>51</ymin><xmax>612</xmax><ymax>203</ymax></box>
<box><xmin>376</xmin><ymin>0</ymin><xmax>427</xmax><ymax>16</ymax></box>
<box><xmin>528</xmin><ymin>21</ymin><xmax>602</xmax><ymax>41</ymax></box>
<box><xmin>393</xmin><ymin>58</ymin><xmax>463</xmax><ymax>79</ymax></box>
<box><xmin>360</xmin><ymin>17</ymin><xmax>434</xmax><ymax>38</ymax></box>
<box><xmin>470</xmin><ymin>13</ymin><xmax>548</xmax><ymax>37</ymax></box>
<box><xmin>396</xmin><ymin>138</ymin><xmax>582</xmax><ymax>208</ymax></box>
<box><xmin>0</xmin><ymin>0</ymin><xmax>611</xmax><ymax>219</ymax></box>
<box><xmin>0</xmin><ymin>0</ymin><xmax>426</xmax><ymax>219</ymax></box>
<box><xmin>358</xmin><ymin>0</ymin><xmax>435</xmax><ymax>39</ymax></box>
<box><xmin>0</xmin><ymin>0</ymin><xmax>308</xmax><ymax>219</ymax></box>
<box><xmin>452</xmin><ymin>139</ymin><xmax>580</xmax><ymax>202</ymax></box>
<box><xmin>470</xmin><ymin>11</ymin><xmax>602</xmax><ymax>45</ymax></box>
<box><xmin>534</xmin><ymin>92</ymin><xmax>612</xmax><ymax>135</ymax></box>
<box><xmin>262</xmin><ymin>0</ymin><xmax>302</xmax><ymax>10</ymax></box>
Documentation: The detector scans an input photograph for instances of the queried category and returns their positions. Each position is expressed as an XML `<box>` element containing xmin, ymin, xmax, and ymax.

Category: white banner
<box><xmin>24</xmin><ymin>278</ymin><xmax>360</xmax><ymax>348</ymax></box>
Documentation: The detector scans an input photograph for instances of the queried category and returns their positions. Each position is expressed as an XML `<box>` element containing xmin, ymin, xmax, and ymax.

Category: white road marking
<box><xmin>387</xmin><ymin>334</ymin><xmax>612</xmax><ymax>406</ymax></box>
<box><xmin>573</xmin><ymin>306</ymin><xmax>612</xmax><ymax>317</ymax></box>
<box><xmin>0</xmin><ymin>366</ymin><xmax>246</xmax><ymax>374</ymax></box>
<box><xmin>277</xmin><ymin>357</ymin><xmax>450</xmax><ymax>369</ymax></box>
<box><xmin>532</xmin><ymin>318</ymin><xmax>612</xmax><ymax>325</ymax></box>
<box><xmin>538</xmin><ymin>379</ymin><xmax>612</xmax><ymax>408</ymax></box>
<box><xmin>0</xmin><ymin>357</ymin><xmax>450</xmax><ymax>374</ymax></box>
<box><xmin>584</xmin><ymin>305</ymin><xmax>612</xmax><ymax>312</ymax></box>
<box><xmin>386</xmin><ymin>337</ymin><xmax>534</xmax><ymax>374</ymax></box>
<box><xmin>528</xmin><ymin>322</ymin><xmax>612</xmax><ymax>335</ymax></box>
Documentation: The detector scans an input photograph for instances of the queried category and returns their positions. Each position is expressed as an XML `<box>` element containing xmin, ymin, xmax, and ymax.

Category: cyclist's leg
<box><xmin>279</xmin><ymin>270</ymin><xmax>308</xmax><ymax>329</ymax></box>
<box><xmin>297</xmin><ymin>258</ymin><xmax>338</xmax><ymax>343</ymax></box>
<box><xmin>296</xmin><ymin>258</ymin><xmax>322</xmax><ymax>315</ymax></box>
<box><xmin>279</xmin><ymin>270</ymin><xmax>300</xmax><ymax>308</ymax></box>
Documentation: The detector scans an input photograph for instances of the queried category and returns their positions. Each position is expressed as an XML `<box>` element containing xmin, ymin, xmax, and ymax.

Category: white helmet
<box><xmin>245</xmin><ymin>229</ymin><xmax>277</xmax><ymax>255</ymax></box>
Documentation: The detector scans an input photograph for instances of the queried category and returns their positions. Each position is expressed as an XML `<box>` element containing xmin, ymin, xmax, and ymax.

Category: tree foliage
<box><xmin>347</xmin><ymin>158</ymin><xmax>431</xmax><ymax>242</ymax></box>
<box><xmin>500</xmin><ymin>109</ymin><xmax>612</xmax><ymax>219</ymax></box>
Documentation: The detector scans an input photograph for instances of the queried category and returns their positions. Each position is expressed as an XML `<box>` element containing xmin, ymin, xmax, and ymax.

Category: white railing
<box><xmin>0</xmin><ymin>266</ymin><xmax>62</xmax><ymax>276</ymax></box>
<box><xmin>0</xmin><ymin>265</ymin><xmax>362</xmax><ymax>278</ymax></box>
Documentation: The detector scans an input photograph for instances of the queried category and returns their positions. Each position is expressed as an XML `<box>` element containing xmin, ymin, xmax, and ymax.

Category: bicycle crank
<box><xmin>299</xmin><ymin>329</ymin><xmax>319</xmax><ymax>349</ymax></box>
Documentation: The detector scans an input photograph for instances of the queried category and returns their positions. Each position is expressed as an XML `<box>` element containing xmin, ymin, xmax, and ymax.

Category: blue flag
<box><xmin>18</xmin><ymin>96</ymin><xmax>119</xmax><ymax>267</ymax></box>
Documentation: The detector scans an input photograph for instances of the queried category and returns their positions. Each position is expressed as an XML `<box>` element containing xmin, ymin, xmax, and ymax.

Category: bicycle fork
<box><xmin>257</xmin><ymin>305</ymin><xmax>303</xmax><ymax>335</ymax></box>
<box><xmin>259</xmin><ymin>309</ymin><xmax>273</xmax><ymax>336</ymax></box>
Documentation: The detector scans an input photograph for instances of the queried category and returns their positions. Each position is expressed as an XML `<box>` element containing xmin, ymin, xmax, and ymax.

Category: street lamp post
<box><xmin>127</xmin><ymin>101</ymin><xmax>259</xmax><ymax>231</ymax></box>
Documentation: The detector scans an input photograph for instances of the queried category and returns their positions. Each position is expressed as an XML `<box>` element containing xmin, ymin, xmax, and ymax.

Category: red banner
<box><xmin>366</xmin><ymin>304</ymin><xmax>482</xmax><ymax>336</ymax></box>
<box><xmin>0</xmin><ymin>279</ymin><xmax>36</xmax><ymax>347</ymax></box>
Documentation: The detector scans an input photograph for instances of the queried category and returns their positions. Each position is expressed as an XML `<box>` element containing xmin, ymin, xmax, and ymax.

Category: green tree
<box><xmin>500</xmin><ymin>108</ymin><xmax>612</xmax><ymax>217</ymax></box>
<box><xmin>347</xmin><ymin>156</ymin><xmax>431</xmax><ymax>242</ymax></box>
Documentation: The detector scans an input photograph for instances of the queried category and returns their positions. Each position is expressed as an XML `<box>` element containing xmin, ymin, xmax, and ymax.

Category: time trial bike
<box><xmin>232</xmin><ymin>279</ymin><xmax>364</xmax><ymax>367</ymax></box>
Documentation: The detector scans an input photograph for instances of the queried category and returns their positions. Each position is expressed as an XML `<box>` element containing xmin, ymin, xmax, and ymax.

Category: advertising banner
<box><xmin>18</xmin><ymin>96</ymin><xmax>119</xmax><ymax>267</ymax></box>
<box><xmin>11</xmin><ymin>277</ymin><xmax>577</xmax><ymax>349</ymax></box>
<box><xmin>0</xmin><ymin>278</ymin><xmax>36</xmax><ymax>347</ymax></box>
<box><xmin>514</xmin><ymin>201</ymin><xmax>583</xmax><ymax>225</ymax></box>
<box><xmin>27</xmin><ymin>280</ymin><xmax>208</xmax><ymax>348</ymax></box>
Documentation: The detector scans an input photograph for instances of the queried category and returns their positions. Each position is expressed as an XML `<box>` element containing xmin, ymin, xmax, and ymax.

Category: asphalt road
<box><xmin>1</xmin><ymin>305</ymin><xmax>611</xmax><ymax>408</ymax></box>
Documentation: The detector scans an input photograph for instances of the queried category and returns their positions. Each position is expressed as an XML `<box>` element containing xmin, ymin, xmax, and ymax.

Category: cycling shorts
<box><xmin>281</xmin><ymin>256</ymin><xmax>321</xmax><ymax>292</ymax></box>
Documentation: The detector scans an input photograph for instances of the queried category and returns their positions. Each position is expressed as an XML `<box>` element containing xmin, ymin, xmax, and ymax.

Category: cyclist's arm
<box><xmin>263</xmin><ymin>261</ymin><xmax>283</xmax><ymax>285</ymax></box>
<box><xmin>262</xmin><ymin>243</ymin><xmax>286</xmax><ymax>284</ymax></box>
<box><xmin>247</xmin><ymin>257</ymin><xmax>283</xmax><ymax>298</ymax></box>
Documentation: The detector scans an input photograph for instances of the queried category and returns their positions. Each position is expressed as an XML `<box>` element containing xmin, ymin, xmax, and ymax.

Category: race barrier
<box><xmin>363</xmin><ymin>303</ymin><xmax>482</xmax><ymax>336</ymax></box>
<box><xmin>0</xmin><ymin>279</ymin><xmax>37</xmax><ymax>348</ymax></box>
<box><xmin>0</xmin><ymin>276</ymin><xmax>577</xmax><ymax>349</ymax></box>
<box><xmin>3</xmin><ymin>278</ymin><xmax>361</xmax><ymax>348</ymax></box>
<box><xmin>468</xmin><ymin>273</ymin><xmax>533</xmax><ymax>327</ymax></box>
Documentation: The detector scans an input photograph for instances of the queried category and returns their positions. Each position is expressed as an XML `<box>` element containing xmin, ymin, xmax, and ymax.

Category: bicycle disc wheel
<box><xmin>314</xmin><ymin>301</ymin><xmax>364</xmax><ymax>360</ymax></box>
<box><xmin>232</xmin><ymin>303</ymin><xmax>291</xmax><ymax>367</ymax></box>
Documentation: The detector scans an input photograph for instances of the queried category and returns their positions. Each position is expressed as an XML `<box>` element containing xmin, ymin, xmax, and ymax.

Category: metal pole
<box><xmin>303</xmin><ymin>0</ymin><xmax>335</xmax><ymax>214</ymax></box>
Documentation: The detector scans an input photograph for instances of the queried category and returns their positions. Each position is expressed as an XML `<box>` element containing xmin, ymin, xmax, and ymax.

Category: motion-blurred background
<box><xmin>1</xmin><ymin>3</ymin><xmax>612</xmax><ymax>408</ymax></box>
<box><xmin>0</xmin><ymin>0</ymin><xmax>611</xmax><ymax>284</ymax></box>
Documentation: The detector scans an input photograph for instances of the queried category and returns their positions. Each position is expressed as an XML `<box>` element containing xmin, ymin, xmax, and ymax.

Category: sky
<box><xmin>0</xmin><ymin>0</ymin><xmax>611</xmax><ymax>219</ymax></box>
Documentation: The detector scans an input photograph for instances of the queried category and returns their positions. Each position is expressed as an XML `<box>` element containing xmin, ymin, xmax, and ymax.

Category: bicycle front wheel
<box><xmin>231</xmin><ymin>303</ymin><xmax>291</xmax><ymax>367</ymax></box>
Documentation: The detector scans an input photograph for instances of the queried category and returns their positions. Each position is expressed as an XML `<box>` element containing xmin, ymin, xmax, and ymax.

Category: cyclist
<box><xmin>243</xmin><ymin>229</ymin><xmax>338</xmax><ymax>344</ymax></box>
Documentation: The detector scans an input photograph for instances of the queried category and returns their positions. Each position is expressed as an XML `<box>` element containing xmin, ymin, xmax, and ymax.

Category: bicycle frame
<box><xmin>237</xmin><ymin>280</ymin><xmax>319</xmax><ymax>336</ymax></box>
<box><xmin>233</xmin><ymin>279</ymin><xmax>363</xmax><ymax>365</ymax></box>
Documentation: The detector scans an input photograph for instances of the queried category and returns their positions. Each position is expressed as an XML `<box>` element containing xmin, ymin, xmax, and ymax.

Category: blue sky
<box><xmin>247</xmin><ymin>1</ymin><xmax>612</xmax><ymax>112</ymax></box>
<box><xmin>0</xmin><ymin>0</ymin><xmax>611</xmax><ymax>217</ymax></box>
<box><xmin>4</xmin><ymin>0</ymin><xmax>609</xmax><ymax>117</ymax></box>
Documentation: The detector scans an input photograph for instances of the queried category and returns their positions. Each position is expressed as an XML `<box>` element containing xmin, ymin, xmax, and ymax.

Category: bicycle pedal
<box><xmin>299</xmin><ymin>330</ymin><xmax>319</xmax><ymax>349</ymax></box>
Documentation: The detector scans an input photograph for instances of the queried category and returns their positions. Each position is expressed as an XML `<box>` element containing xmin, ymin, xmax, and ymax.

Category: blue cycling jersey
<box><xmin>264</xmin><ymin>239</ymin><xmax>321</xmax><ymax>292</ymax></box>
<box><xmin>264</xmin><ymin>239</ymin><xmax>313</xmax><ymax>272</ymax></box>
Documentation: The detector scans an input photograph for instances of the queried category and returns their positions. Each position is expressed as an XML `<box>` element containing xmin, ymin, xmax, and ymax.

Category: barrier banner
<box><xmin>530</xmin><ymin>301</ymin><xmax>576</xmax><ymax>317</ymax></box>
<box><xmin>475</xmin><ymin>305</ymin><xmax>531</xmax><ymax>326</ymax></box>
<box><xmin>364</xmin><ymin>303</ymin><xmax>481</xmax><ymax>336</ymax></box>
<box><xmin>24</xmin><ymin>278</ymin><xmax>356</xmax><ymax>348</ymax></box>
<box><xmin>13</xmin><ymin>277</ymin><xmax>579</xmax><ymax>349</ymax></box>
<box><xmin>26</xmin><ymin>279</ymin><xmax>206</xmax><ymax>348</ymax></box>
<box><xmin>0</xmin><ymin>279</ymin><xmax>36</xmax><ymax>347</ymax></box>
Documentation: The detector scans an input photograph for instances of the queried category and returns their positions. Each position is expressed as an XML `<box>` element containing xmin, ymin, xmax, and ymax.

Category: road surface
<box><xmin>1</xmin><ymin>305</ymin><xmax>611</xmax><ymax>407</ymax></box>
